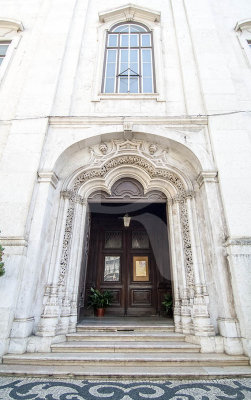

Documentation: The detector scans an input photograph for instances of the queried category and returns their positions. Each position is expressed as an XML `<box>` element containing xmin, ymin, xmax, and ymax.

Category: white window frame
<box><xmin>102</xmin><ymin>22</ymin><xmax>155</xmax><ymax>94</ymax></box>
<box><xmin>0</xmin><ymin>18</ymin><xmax>23</xmax><ymax>85</ymax></box>
<box><xmin>91</xmin><ymin>5</ymin><xmax>166</xmax><ymax>102</ymax></box>
<box><xmin>235</xmin><ymin>19</ymin><xmax>251</xmax><ymax>67</ymax></box>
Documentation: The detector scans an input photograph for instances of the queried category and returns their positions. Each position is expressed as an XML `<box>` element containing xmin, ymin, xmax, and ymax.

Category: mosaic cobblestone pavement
<box><xmin>0</xmin><ymin>377</ymin><xmax>251</xmax><ymax>400</ymax></box>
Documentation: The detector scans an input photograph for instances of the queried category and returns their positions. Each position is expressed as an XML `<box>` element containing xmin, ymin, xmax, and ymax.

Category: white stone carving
<box><xmin>59</xmin><ymin>145</ymin><xmax>195</xmax><ymax>289</ymax></box>
<box><xmin>123</xmin><ymin>121</ymin><xmax>133</xmax><ymax>132</ymax></box>
<box><xmin>149</xmin><ymin>144</ymin><xmax>158</xmax><ymax>155</ymax></box>
<box><xmin>89</xmin><ymin>138</ymin><xmax>171</xmax><ymax>168</ymax></box>
<box><xmin>99</xmin><ymin>143</ymin><xmax>108</xmax><ymax>155</ymax></box>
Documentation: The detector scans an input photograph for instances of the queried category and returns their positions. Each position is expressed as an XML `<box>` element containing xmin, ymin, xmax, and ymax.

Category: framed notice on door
<box><xmin>133</xmin><ymin>256</ymin><xmax>149</xmax><ymax>281</ymax></box>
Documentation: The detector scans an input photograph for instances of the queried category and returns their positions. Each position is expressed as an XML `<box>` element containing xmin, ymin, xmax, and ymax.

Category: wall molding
<box><xmin>0</xmin><ymin>237</ymin><xmax>28</xmax><ymax>247</ymax></box>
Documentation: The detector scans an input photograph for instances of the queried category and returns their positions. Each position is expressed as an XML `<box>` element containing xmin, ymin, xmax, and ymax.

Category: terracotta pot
<box><xmin>96</xmin><ymin>308</ymin><xmax>105</xmax><ymax>317</ymax></box>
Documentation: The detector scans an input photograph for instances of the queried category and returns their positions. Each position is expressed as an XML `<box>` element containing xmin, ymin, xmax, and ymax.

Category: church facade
<box><xmin>0</xmin><ymin>0</ymin><xmax>251</xmax><ymax>364</ymax></box>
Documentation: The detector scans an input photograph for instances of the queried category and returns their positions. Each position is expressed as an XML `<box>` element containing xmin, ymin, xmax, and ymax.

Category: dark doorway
<box><xmin>80</xmin><ymin>202</ymin><xmax>172</xmax><ymax>317</ymax></box>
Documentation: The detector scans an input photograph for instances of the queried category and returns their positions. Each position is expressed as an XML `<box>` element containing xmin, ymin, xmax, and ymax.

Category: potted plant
<box><xmin>88</xmin><ymin>287</ymin><xmax>113</xmax><ymax>317</ymax></box>
<box><xmin>162</xmin><ymin>293</ymin><xmax>173</xmax><ymax>317</ymax></box>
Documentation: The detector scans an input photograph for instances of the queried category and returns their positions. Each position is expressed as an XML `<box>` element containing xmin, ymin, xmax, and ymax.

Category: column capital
<box><xmin>197</xmin><ymin>171</ymin><xmax>218</xmax><ymax>188</ymax></box>
<box><xmin>37</xmin><ymin>171</ymin><xmax>59</xmax><ymax>189</ymax></box>
<box><xmin>171</xmin><ymin>191</ymin><xmax>194</xmax><ymax>204</ymax></box>
<box><xmin>60</xmin><ymin>190</ymin><xmax>87</xmax><ymax>205</ymax></box>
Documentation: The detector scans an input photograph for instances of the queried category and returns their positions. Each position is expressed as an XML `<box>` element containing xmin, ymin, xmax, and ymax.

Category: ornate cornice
<box><xmin>49</xmin><ymin>116</ymin><xmax>208</xmax><ymax>128</ymax></box>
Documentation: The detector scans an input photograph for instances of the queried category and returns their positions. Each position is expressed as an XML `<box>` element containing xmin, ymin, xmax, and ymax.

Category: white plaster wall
<box><xmin>184</xmin><ymin>0</ymin><xmax>251</xmax><ymax>238</ymax></box>
<box><xmin>0</xmin><ymin>0</ymin><xmax>250</xmax><ymax>357</ymax></box>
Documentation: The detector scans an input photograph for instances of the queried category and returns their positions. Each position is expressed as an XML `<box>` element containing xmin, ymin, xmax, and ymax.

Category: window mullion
<box><xmin>128</xmin><ymin>25</ymin><xmax>130</xmax><ymax>93</ymax></box>
<box><xmin>151</xmin><ymin>31</ymin><xmax>156</xmax><ymax>93</ymax></box>
<box><xmin>116</xmin><ymin>33</ymin><xmax>120</xmax><ymax>93</ymax></box>
<box><xmin>139</xmin><ymin>34</ymin><xmax>142</xmax><ymax>93</ymax></box>
<box><xmin>102</xmin><ymin>32</ymin><xmax>108</xmax><ymax>92</ymax></box>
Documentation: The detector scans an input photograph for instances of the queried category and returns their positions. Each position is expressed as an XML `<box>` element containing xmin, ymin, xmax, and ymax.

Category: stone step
<box><xmin>51</xmin><ymin>340</ymin><xmax>201</xmax><ymax>353</ymax></box>
<box><xmin>66</xmin><ymin>331</ymin><xmax>185</xmax><ymax>342</ymax></box>
<box><xmin>1</xmin><ymin>363</ymin><xmax>251</xmax><ymax>379</ymax></box>
<box><xmin>3</xmin><ymin>352</ymin><xmax>249</xmax><ymax>367</ymax></box>
<box><xmin>76</xmin><ymin>324</ymin><xmax>175</xmax><ymax>332</ymax></box>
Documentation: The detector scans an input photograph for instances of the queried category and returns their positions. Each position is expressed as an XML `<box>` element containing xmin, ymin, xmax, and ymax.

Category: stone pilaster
<box><xmin>197</xmin><ymin>172</ymin><xmax>243</xmax><ymax>354</ymax></box>
<box><xmin>224</xmin><ymin>238</ymin><xmax>251</xmax><ymax>357</ymax></box>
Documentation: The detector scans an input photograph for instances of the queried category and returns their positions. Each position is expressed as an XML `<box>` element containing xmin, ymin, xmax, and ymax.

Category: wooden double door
<box><xmin>85</xmin><ymin>214</ymin><xmax>159</xmax><ymax>316</ymax></box>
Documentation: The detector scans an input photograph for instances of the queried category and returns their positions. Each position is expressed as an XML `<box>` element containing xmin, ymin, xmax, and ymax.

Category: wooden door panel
<box><xmin>131</xmin><ymin>289</ymin><xmax>152</xmax><ymax>305</ymax></box>
<box><xmin>83</xmin><ymin>212</ymin><xmax>165</xmax><ymax>317</ymax></box>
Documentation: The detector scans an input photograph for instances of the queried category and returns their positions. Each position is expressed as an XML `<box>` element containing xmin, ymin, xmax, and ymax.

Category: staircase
<box><xmin>1</xmin><ymin>320</ymin><xmax>251</xmax><ymax>379</ymax></box>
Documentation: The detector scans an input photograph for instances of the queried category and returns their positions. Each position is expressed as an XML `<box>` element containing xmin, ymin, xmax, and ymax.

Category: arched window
<box><xmin>102</xmin><ymin>22</ymin><xmax>155</xmax><ymax>94</ymax></box>
<box><xmin>0</xmin><ymin>19</ymin><xmax>23</xmax><ymax>83</ymax></box>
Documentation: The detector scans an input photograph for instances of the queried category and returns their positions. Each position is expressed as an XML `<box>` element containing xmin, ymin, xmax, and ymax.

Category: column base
<box><xmin>223</xmin><ymin>337</ymin><xmax>244</xmax><ymax>355</ymax></box>
<box><xmin>185</xmin><ymin>334</ymin><xmax>224</xmax><ymax>353</ymax></box>
<box><xmin>36</xmin><ymin>316</ymin><xmax>59</xmax><ymax>337</ymax></box>
<box><xmin>0</xmin><ymin>338</ymin><xmax>10</xmax><ymax>359</ymax></box>
<box><xmin>10</xmin><ymin>317</ymin><xmax>34</xmax><ymax>338</ymax></box>
<box><xmin>217</xmin><ymin>318</ymin><xmax>243</xmax><ymax>355</ymax></box>
<box><xmin>8</xmin><ymin>337</ymin><xmax>28</xmax><ymax>354</ymax></box>
<box><xmin>27</xmin><ymin>334</ymin><xmax>66</xmax><ymax>353</ymax></box>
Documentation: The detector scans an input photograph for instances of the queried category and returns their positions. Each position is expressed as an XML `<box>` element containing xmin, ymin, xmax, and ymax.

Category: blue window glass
<box><xmin>141</xmin><ymin>34</ymin><xmax>151</xmax><ymax>47</ymax></box>
<box><xmin>108</xmin><ymin>34</ymin><xmax>118</xmax><ymax>47</ymax></box>
<box><xmin>0</xmin><ymin>41</ymin><xmax>11</xmax><ymax>66</ymax></box>
<box><xmin>102</xmin><ymin>23</ymin><xmax>155</xmax><ymax>94</ymax></box>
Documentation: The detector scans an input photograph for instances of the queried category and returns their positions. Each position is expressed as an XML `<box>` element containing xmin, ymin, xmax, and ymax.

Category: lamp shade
<box><xmin>123</xmin><ymin>214</ymin><xmax>131</xmax><ymax>227</ymax></box>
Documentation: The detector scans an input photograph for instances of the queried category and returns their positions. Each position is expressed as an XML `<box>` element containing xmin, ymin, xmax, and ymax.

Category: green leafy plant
<box><xmin>0</xmin><ymin>242</ymin><xmax>5</xmax><ymax>277</ymax></box>
<box><xmin>162</xmin><ymin>293</ymin><xmax>173</xmax><ymax>316</ymax></box>
<box><xmin>88</xmin><ymin>287</ymin><xmax>113</xmax><ymax>309</ymax></box>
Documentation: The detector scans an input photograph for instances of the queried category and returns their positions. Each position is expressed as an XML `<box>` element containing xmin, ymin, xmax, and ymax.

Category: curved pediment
<box><xmin>235</xmin><ymin>19</ymin><xmax>251</xmax><ymax>32</ymax></box>
<box><xmin>99</xmin><ymin>4</ymin><xmax>160</xmax><ymax>24</ymax></box>
<box><xmin>0</xmin><ymin>18</ymin><xmax>23</xmax><ymax>34</ymax></box>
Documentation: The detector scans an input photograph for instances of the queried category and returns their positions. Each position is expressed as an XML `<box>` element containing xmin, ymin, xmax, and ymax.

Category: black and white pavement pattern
<box><xmin>0</xmin><ymin>377</ymin><xmax>251</xmax><ymax>400</ymax></box>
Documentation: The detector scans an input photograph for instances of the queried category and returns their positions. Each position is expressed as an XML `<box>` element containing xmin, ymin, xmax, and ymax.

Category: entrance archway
<box><xmin>37</xmin><ymin>137</ymin><xmax>216</xmax><ymax>341</ymax></box>
<box><xmin>80</xmin><ymin>178</ymin><xmax>171</xmax><ymax>317</ymax></box>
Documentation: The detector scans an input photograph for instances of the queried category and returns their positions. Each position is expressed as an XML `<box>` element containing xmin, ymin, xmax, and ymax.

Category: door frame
<box><xmin>83</xmin><ymin>206</ymin><xmax>166</xmax><ymax>317</ymax></box>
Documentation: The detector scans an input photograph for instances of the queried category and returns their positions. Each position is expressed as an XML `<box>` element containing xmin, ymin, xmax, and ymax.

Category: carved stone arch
<box><xmin>72</xmin><ymin>155</ymin><xmax>188</xmax><ymax>197</ymax></box>
<box><xmin>37</xmin><ymin>137</ymin><xmax>219</xmax><ymax>340</ymax></box>
<box><xmin>59</xmin><ymin>154</ymin><xmax>194</xmax><ymax>290</ymax></box>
